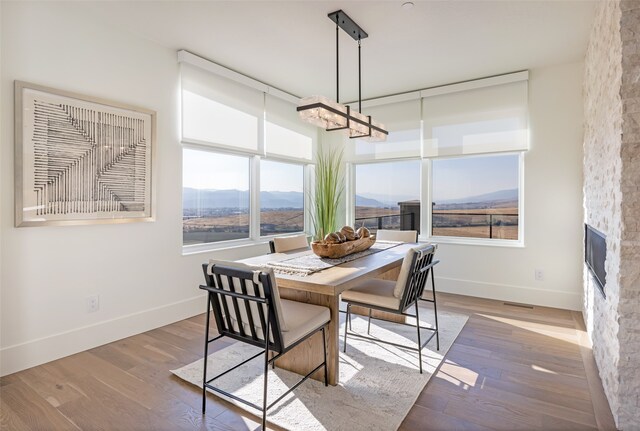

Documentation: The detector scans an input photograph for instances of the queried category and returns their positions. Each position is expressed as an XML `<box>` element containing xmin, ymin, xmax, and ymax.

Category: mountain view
<box><xmin>183</xmin><ymin>186</ymin><xmax>519</xmax><ymax>245</ymax></box>
<box><xmin>183</xmin><ymin>188</ymin><xmax>392</xmax><ymax>210</ymax></box>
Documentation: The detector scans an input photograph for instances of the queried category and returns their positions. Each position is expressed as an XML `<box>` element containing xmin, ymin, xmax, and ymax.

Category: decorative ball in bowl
<box><xmin>311</xmin><ymin>226</ymin><xmax>376</xmax><ymax>259</ymax></box>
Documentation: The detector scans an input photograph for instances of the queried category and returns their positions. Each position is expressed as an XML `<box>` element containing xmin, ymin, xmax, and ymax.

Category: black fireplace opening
<box><xmin>585</xmin><ymin>224</ymin><xmax>607</xmax><ymax>298</ymax></box>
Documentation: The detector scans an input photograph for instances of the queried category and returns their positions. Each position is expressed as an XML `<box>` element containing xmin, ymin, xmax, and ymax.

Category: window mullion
<box><xmin>250</xmin><ymin>155</ymin><xmax>261</xmax><ymax>241</ymax></box>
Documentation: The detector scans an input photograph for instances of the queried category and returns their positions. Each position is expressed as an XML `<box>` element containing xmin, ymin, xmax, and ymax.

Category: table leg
<box><xmin>276</xmin><ymin>288</ymin><xmax>339</xmax><ymax>386</ymax></box>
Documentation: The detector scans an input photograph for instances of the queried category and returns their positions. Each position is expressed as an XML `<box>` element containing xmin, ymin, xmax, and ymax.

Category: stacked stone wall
<box><xmin>584</xmin><ymin>0</ymin><xmax>640</xmax><ymax>428</ymax></box>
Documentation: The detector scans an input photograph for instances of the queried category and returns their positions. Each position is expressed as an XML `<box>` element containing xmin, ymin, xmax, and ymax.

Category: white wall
<box><xmin>335</xmin><ymin>62</ymin><xmax>585</xmax><ymax>310</ymax></box>
<box><xmin>435</xmin><ymin>63</ymin><xmax>584</xmax><ymax>310</ymax></box>
<box><xmin>433</xmin><ymin>62</ymin><xmax>585</xmax><ymax>310</ymax></box>
<box><xmin>0</xmin><ymin>2</ymin><xmax>268</xmax><ymax>376</ymax></box>
<box><xmin>0</xmin><ymin>2</ymin><xmax>586</xmax><ymax>377</ymax></box>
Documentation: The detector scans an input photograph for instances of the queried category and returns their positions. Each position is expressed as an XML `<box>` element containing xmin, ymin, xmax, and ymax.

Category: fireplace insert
<box><xmin>585</xmin><ymin>224</ymin><xmax>607</xmax><ymax>298</ymax></box>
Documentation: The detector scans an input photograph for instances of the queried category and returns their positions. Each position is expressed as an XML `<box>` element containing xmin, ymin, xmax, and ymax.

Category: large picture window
<box><xmin>260</xmin><ymin>160</ymin><xmax>304</xmax><ymax>236</ymax></box>
<box><xmin>182</xmin><ymin>149</ymin><xmax>250</xmax><ymax>245</ymax></box>
<box><xmin>354</xmin><ymin>160</ymin><xmax>421</xmax><ymax>234</ymax></box>
<box><xmin>431</xmin><ymin>153</ymin><xmax>520</xmax><ymax>240</ymax></box>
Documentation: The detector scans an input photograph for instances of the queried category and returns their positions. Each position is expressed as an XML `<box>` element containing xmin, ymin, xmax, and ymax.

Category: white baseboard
<box><xmin>0</xmin><ymin>278</ymin><xmax>582</xmax><ymax>377</ymax></box>
<box><xmin>435</xmin><ymin>276</ymin><xmax>582</xmax><ymax>311</ymax></box>
<box><xmin>0</xmin><ymin>295</ymin><xmax>205</xmax><ymax>377</ymax></box>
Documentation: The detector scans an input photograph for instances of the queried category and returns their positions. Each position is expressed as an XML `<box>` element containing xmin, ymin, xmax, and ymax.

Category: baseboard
<box><xmin>0</xmin><ymin>294</ymin><xmax>205</xmax><ymax>377</ymax></box>
<box><xmin>435</xmin><ymin>276</ymin><xmax>582</xmax><ymax>311</ymax></box>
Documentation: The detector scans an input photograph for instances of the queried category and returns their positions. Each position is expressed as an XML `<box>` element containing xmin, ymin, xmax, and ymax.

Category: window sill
<box><xmin>421</xmin><ymin>235</ymin><xmax>524</xmax><ymax>248</ymax></box>
<box><xmin>181</xmin><ymin>232</ymin><xmax>310</xmax><ymax>256</ymax></box>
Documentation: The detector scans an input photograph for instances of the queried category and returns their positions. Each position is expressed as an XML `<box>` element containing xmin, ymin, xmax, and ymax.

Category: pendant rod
<box><xmin>336</xmin><ymin>19</ymin><xmax>339</xmax><ymax>103</ymax></box>
<box><xmin>358</xmin><ymin>38</ymin><xmax>362</xmax><ymax>113</ymax></box>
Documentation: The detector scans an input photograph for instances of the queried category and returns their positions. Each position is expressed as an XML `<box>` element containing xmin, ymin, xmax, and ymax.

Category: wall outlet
<box><xmin>534</xmin><ymin>269</ymin><xmax>544</xmax><ymax>281</ymax></box>
<box><xmin>86</xmin><ymin>295</ymin><xmax>100</xmax><ymax>313</ymax></box>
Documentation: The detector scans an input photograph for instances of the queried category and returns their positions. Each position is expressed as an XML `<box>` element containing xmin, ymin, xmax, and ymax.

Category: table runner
<box><xmin>263</xmin><ymin>240</ymin><xmax>402</xmax><ymax>276</ymax></box>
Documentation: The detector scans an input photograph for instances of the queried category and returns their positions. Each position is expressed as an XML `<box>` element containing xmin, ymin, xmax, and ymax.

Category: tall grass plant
<box><xmin>310</xmin><ymin>146</ymin><xmax>344</xmax><ymax>241</ymax></box>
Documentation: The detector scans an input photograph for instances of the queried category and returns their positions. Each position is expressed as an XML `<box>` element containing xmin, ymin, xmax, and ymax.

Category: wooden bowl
<box><xmin>311</xmin><ymin>235</ymin><xmax>376</xmax><ymax>259</ymax></box>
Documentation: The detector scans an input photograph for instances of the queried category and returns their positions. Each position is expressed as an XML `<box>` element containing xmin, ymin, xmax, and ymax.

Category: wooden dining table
<box><xmin>239</xmin><ymin>242</ymin><xmax>415</xmax><ymax>386</ymax></box>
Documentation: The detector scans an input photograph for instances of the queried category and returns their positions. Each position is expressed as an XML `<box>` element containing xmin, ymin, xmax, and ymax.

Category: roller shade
<box><xmin>265</xmin><ymin>94</ymin><xmax>316</xmax><ymax>161</ymax></box>
<box><xmin>422</xmin><ymin>80</ymin><xmax>528</xmax><ymax>158</ymax></box>
<box><xmin>348</xmin><ymin>98</ymin><xmax>421</xmax><ymax>162</ymax></box>
<box><xmin>181</xmin><ymin>64</ymin><xmax>263</xmax><ymax>154</ymax></box>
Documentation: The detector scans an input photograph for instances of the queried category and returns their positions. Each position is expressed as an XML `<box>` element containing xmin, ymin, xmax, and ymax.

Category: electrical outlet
<box><xmin>534</xmin><ymin>269</ymin><xmax>544</xmax><ymax>281</ymax></box>
<box><xmin>86</xmin><ymin>295</ymin><xmax>100</xmax><ymax>313</ymax></box>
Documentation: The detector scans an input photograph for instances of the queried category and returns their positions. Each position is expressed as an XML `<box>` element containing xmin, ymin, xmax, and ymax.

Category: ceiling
<box><xmin>83</xmin><ymin>0</ymin><xmax>597</xmax><ymax>101</ymax></box>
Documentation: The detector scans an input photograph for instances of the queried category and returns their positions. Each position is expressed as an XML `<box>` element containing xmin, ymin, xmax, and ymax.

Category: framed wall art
<box><xmin>14</xmin><ymin>81</ymin><xmax>156</xmax><ymax>227</ymax></box>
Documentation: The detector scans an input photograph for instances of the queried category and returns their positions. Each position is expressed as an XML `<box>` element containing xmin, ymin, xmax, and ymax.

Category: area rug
<box><xmin>172</xmin><ymin>308</ymin><xmax>468</xmax><ymax>430</ymax></box>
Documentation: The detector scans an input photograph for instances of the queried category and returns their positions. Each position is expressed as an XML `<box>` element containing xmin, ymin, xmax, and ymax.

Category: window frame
<box><xmin>347</xmin><ymin>157</ymin><xmax>424</xmax><ymax>234</ymax></box>
<box><xmin>348</xmin><ymin>152</ymin><xmax>525</xmax><ymax>248</ymax></box>
<box><xmin>258</xmin><ymin>157</ymin><xmax>307</xmax><ymax>239</ymax></box>
<box><xmin>181</xmin><ymin>144</ymin><xmax>311</xmax><ymax>254</ymax></box>
<box><xmin>424</xmin><ymin>151</ymin><xmax>525</xmax><ymax>247</ymax></box>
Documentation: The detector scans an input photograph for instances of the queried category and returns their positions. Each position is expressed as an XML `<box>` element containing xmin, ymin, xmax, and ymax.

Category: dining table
<box><xmin>239</xmin><ymin>241</ymin><xmax>415</xmax><ymax>386</ymax></box>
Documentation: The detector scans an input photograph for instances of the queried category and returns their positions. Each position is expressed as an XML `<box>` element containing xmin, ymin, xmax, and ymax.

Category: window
<box><xmin>179</xmin><ymin>60</ymin><xmax>317</xmax><ymax>249</ymax></box>
<box><xmin>260</xmin><ymin>160</ymin><xmax>304</xmax><ymax>236</ymax></box>
<box><xmin>182</xmin><ymin>149</ymin><xmax>250</xmax><ymax>245</ymax></box>
<box><xmin>354</xmin><ymin>160</ymin><xmax>421</xmax><ymax>234</ymax></box>
<box><xmin>431</xmin><ymin>153</ymin><xmax>520</xmax><ymax>240</ymax></box>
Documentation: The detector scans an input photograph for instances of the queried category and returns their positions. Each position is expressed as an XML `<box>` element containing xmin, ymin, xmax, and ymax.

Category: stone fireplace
<box><xmin>583</xmin><ymin>0</ymin><xmax>640</xmax><ymax>429</ymax></box>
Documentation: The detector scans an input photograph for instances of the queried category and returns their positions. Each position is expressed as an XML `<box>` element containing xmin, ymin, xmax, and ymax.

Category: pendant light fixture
<box><xmin>297</xmin><ymin>10</ymin><xmax>388</xmax><ymax>142</ymax></box>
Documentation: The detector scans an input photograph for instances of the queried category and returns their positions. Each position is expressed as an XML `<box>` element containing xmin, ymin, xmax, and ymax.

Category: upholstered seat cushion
<box><xmin>340</xmin><ymin>279</ymin><xmax>401</xmax><ymax>310</ymax></box>
<box><xmin>273</xmin><ymin>234</ymin><xmax>309</xmax><ymax>253</ymax></box>
<box><xmin>280</xmin><ymin>299</ymin><xmax>330</xmax><ymax>348</ymax></box>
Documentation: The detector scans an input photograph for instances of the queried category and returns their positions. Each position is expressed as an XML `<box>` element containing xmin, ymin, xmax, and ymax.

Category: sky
<box><xmin>184</xmin><ymin>149</ymin><xmax>519</xmax><ymax>201</ymax></box>
<box><xmin>183</xmin><ymin>149</ymin><xmax>303</xmax><ymax>192</ymax></box>
<box><xmin>356</xmin><ymin>160</ymin><xmax>421</xmax><ymax>201</ymax></box>
<box><xmin>432</xmin><ymin>153</ymin><xmax>519</xmax><ymax>201</ymax></box>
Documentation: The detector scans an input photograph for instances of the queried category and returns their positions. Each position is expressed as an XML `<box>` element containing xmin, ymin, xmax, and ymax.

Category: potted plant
<box><xmin>309</xmin><ymin>146</ymin><xmax>344</xmax><ymax>241</ymax></box>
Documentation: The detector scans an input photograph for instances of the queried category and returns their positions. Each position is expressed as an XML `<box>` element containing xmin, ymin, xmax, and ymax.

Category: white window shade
<box><xmin>422</xmin><ymin>80</ymin><xmax>528</xmax><ymax>158</ymax></box>
<box><xmin>265</xmin><ymin>94</ymin><xmax>316</xmax><ymax>161</ymax></box>
<box><xmin>181</xmin><ymin>64</ymin><xmax>263</xmax><ymax>154</ymax></box>
<box><xmin>348</xmin><ymin>99</ymin><xmax>421</xmax><ymax>162</ymax></box>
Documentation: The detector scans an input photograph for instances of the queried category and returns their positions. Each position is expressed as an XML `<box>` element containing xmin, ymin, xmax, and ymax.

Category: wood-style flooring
<box><xmin>0</xmin><ymin>293</ymin><xmax>616</xmax><ymax>430</ymax></box>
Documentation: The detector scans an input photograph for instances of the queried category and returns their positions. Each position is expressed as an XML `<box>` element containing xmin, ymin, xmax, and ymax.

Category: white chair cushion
<box><xmin>208</xmin><ymin>259</ymin><xmax>288</xmax><ymax>332</ymax></box>
<box><xmin>280</xmin><ymin>299</ymin><xmax>330</xmax><ymax>348</ymax></box>
<box><xmin>273</xmin><ymin>234</ymin><xmax>309</xmax><ymax>253</ymax></box>
<box><xmin>376</xmin><ymin>229</ymin><xmax>418</xmax><ymax>243</ymax></box>
<box><xmin>341</xmin><ymin>279</ymin><xmax>401</xmax><ymax>310</ymax></box>
<box><xmin>393</xmin><ymin>243</ymin><xmax>437</xmax><ymax>299</ymax></box>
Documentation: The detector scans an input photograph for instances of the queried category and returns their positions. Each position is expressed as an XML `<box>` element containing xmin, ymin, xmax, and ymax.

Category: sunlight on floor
<box><xmin>478</xmin><ymin>313</ymin><xmax>580</xmax><ymax>345</ymax></box>
<box><xmin>437</xmin><ymin>360</ymin><xmax>478</xmax><ymax>388</ymax></box>
<box><xmin>531</xmin><ymin>364</ymin><xmax>557</xmax><ymax>374</ymax></box>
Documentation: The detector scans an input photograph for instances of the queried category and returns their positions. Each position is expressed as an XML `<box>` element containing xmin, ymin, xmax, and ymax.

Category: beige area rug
<box><xmin>172</xmin><ymin>308</ymin><xmax>468</xmax><ymax>431</ymax></box>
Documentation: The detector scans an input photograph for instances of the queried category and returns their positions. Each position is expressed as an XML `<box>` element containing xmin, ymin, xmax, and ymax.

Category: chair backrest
<box><xmin>376</xmin><ymin>229</ymin><xmax>418</xmax><ymax>243</ymax></box>
<box><xmin>201</xmin><ymin>261</ymin><xmax>285</xmax><ymax>352</ymax></box>
<box><xmin>394</xmin><ymin>243</ymin><xmax>438</xmax><ymax>311</ymax></box>
<box><xmin>271</xmin><ymin>234</ymin><xmax>309</xmax><ymax>253</ymax></box>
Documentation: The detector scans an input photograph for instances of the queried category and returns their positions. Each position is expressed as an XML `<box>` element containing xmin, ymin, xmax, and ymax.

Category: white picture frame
<box><xmin>14</xmin><ymin>81</ymin><xmax>156</xmax><ymax>227</ymax></box>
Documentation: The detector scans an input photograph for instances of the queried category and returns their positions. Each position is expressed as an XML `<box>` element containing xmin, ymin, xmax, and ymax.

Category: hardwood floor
<box><xmin>0</xmin><ymin>293</ymin><xmax>616</xmax><ymax>430</ymax></box>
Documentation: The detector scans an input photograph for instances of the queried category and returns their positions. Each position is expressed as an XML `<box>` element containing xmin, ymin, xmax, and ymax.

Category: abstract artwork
<box><xmin>15</xmin><ymin>81</ymin><xmax>155</xmax><ymax>226</ymax></box>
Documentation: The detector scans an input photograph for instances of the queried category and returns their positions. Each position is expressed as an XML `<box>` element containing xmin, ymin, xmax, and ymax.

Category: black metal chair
<box><xmin>200</xmin><ymin>261</ymin><xmax>330</xmax><ymax>430</ymax></box>
<box><xmin>341</xmin><ymin>243</ymin><xmax>439</xmax><ymax>373</ymax></box>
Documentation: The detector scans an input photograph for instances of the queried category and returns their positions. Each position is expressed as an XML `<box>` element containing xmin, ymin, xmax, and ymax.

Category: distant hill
<box><xmin>435</xmin><ymin>189</ymin><xmax>518</xmax><ymax>205</ymax></box>
<box><xmin>183</xmin><ymin>188</ymin><xmax>390</xmax><ymax>209</ymax></box>
<box><xmin>183</xmin><ymin>188</ymin><xmax>303</xmax><ymax>209</ymax></box>
<box><xmin>183</xmin><ymin>187</ymin><xmax>517</xmax><ymax>211</ymax></box>
<box><xmin>355</xmin><ymin>195</ymin><xmax>390</xmax><ymax>208</ymax></box>
<box><xmin>358</xmin><ymin>192</ymin><xmax>417</xmax><ymax>207</ymax></box>
<box><xmin>433</xmin><ymin>188</ymin><xmax>518</xmax><ymax>210</ymax></box>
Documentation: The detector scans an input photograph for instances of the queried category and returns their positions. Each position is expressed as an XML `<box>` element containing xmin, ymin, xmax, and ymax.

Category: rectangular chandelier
<box><xmin>297</xmin><ymin>10</ymin><xmax>388</xmax><ymax>142</ymax></box>
<box><xmin>297</xmin><ymin>96</ymin><xmax>388</xmax><ymax>141</ymax></box>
